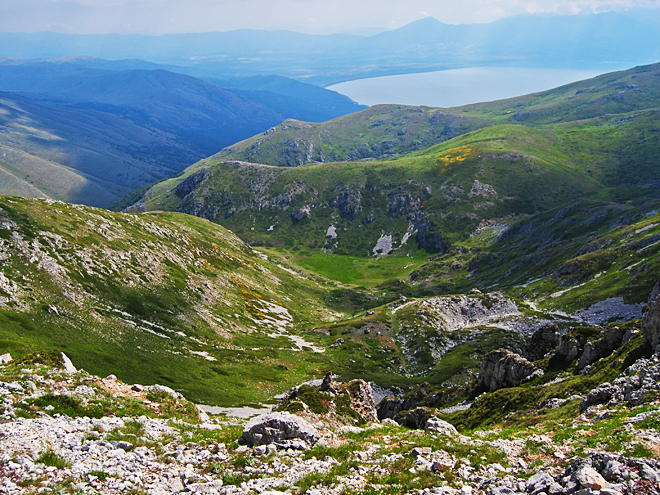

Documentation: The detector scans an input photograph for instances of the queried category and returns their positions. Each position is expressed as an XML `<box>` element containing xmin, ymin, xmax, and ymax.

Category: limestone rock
<box><xmin>478</xmin><ymin>349</ymin><xmax>542</xmax><ymax>392</ymax></box>
<box><xmin>319</xmin><ymin>372</ymin><xmax>340</xmax><ymax>395</ymax></box>
<box><xmin>291</xmin><ymin>206</ymin><xmax>311</xmax><ymax>223</ymax></box>
<box><xmin>555</xmin><ymin>335</ymin><xmax>581</xmax><ymax>362</ymax></box>
<box><xmin>344</xmin><ymin>379</ymin><xmax>378</xmax><ymax>423</ymax></box>
<box><xmin>425</xmin><ymin>417</ymin><xmax>458</xmax><ymax>436</ymax></box>
<box><xmin>575</xmin><ymin>467</ymin><xmax>607</xmax><ymax>490</ymax></box>
<box><xmin>577</xmin><ymin>338</ymin><xmax>610</xmax><ymax>370</ymax></box>
<box><xmin>399</xmin><ymin>407</ymin><xmax>433</xmax><ymax>429</ymax></box>
<box><xmin>643</xmin><ymin>284</ymin><xmax>660</xmax><ymax>350</ymax></box>
<box><xmin>241</xmin><ymin>412</ymin><xmax>320</xmax><ymax>448</ymax></box>
<box><xmin>0</xmin><ymin>353</ymin><xmax>11</xmax><ymax>364</ymax></box>
<box><xmin>579</xmin><ymin>382</ymin><xmax>619</xmax><ymax>413</ymax></box>
<box><xmin>148</xmin><ymin>384</ymin><xmax>182</xmax><ymax>400</ymax></box>
<box><xmin>61</xmin><ymin>352</ymin><xmax>77</xmax><ymax>373</ymax></box>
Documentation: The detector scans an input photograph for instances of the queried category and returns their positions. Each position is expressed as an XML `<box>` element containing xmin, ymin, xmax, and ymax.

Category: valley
<box><xmin>0</xmin><ymin>60</ymin><xmax>365</xmax><ymax>207</ymax></box>
<box><xmin>0</xmin><ymin>37</ymin><xmax>660</xmax><ymax>495</ymax></box>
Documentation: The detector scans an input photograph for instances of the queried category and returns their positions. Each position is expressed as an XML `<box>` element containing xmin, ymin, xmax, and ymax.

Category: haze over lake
<box><xmin>328</xmin><ymin>67</ymin><xmax>613</xmax><ymax>107</ymax></box>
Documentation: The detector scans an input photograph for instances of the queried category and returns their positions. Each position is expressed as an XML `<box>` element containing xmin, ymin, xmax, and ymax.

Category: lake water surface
<box><xmin>328</xmin><ymin>67</ymin><xmax>612</xmax><ymax>108</ymax></box>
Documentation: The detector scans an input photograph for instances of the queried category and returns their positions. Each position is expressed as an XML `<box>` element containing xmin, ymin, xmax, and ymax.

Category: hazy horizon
<box><xmin>1</xmin><ymin>1</ymin><xmax>660</xmax><ymax>35</ymax></box>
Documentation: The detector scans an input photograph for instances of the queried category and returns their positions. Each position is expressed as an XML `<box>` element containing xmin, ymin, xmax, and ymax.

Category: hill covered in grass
<box><xmin>0</xmin><ymin>196</ymin><xmax>350</xmax><ymax>405</ymax></box>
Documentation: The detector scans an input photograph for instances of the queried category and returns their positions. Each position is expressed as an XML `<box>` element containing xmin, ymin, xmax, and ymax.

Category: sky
<box><xmin>0</xmin><ymin>0</ymin><xmax>659</xmax><ymax>35</ymax></box>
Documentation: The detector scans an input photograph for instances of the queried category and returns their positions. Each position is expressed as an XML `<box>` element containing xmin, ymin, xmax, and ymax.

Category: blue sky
<box><xmin>0</xmin><ymin>0</ymin><xmax>659</xmax><ymax>34</ymax></box>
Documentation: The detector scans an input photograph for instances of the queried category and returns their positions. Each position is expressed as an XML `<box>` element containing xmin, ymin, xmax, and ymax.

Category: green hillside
<box><xmin>137</xmin><ymin>110</ymin><xmax>658</xmax><ymax>262</ymax></box>
<box><xmin>212</xmin><ymin>62</ymin><xmax>660</xmax><ymax>168</ymax></box>
<box><xmin>0</xmin><ymin>196</ymin><xmax>350</xmax><ymax>405</ymax></box>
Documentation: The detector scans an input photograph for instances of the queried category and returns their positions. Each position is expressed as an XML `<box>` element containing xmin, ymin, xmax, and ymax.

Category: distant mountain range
<box><xmin>0</xmin><ymin>59</ymin><xmax>365</xmax><ymax>206</ymax></box>
<box><xmin>0</xmin><ymin>12</ymin><xmax>659</xmax><ymax>85</ymax></box>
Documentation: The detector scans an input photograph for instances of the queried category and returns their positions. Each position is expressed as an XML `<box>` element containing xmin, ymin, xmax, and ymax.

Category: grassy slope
<box><xmin>0</xmin><ymin>196</ymin><xmax>361</xmax><ymax>405</ymax></box>
<box><xmin>139</xmin><ymin>114</ymin><xmax>660</xmax><ymax>263</ymax></box>
<box><xmin>0</xmin><ymin>93</ymin><xmax>185</xmax><ymax>206</ymax></box>
<box><xmin>209</xmin><ymin>63</ymin><xmax>660</xmax><ymax>168</ymax></box>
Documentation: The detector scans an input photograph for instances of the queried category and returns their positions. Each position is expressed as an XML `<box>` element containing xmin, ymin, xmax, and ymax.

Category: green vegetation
<box><xmin>37</xmin><ymin>451</ymin><xmax>70</xmax><ymax>469</ymax></box>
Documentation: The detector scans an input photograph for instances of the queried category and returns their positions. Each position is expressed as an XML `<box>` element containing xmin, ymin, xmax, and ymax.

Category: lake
<box><xmin>328</xmin><ymin>67</ymin><xmax>614</xmax><ymax>108</ymax></box>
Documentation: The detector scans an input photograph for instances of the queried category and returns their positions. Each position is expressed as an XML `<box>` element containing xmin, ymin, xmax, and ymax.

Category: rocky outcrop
<box><xmin>425</xmin><ymin>417</ymin><xmax>458</xmax><ymax>436</ymax></box>
<box><xmin>523</xmin><ymin>323</ymin><xmax>560</xmax><ymax>362</ymax></box>
<box><xmin>580</xmin><ymin>349</ymin><xmax>660</xmax><ymax>412</ymax></box>
<box><xmin>386</xmin><ymin>194</ymin><xmax>420</xmax><ymax>218</ymax></box>
<box><xmin>412</xmin><ymin>213</ymin><xmax>451</xmax><ymax>253</ymax></box>
<box><xmin>241</xmin><ymin>412</ymin><xmax>320</xmax><ymax>449</ymax></box>
<box><xmin>173</xmin><ymin>170</ymin><xmax>212</xmax><ymax>198</ymax></box>
<box><xmin>291</xmin><ymin>206</ymin><xmax>311</xmax><ymax>223</ymax></box>
<box><xmin>577</xmin><ymin>326</ymin><xmax>625</xmax><ymax>370</ymax></box>
<box><xmin>478</xmin><ymin>349</ymin><xmax>543</xmax><ymax>392</ymax></box>
<box><xmin>344</xmin><ymin>379</ymin><xmax>378</xmax><ymax>423</ymax></box>
<box><xmin>561</xmin><ymin>453</ymin><xmax>660</xmax><ymax>494</ymax></box>
<box><xmin>413</xmin><ymin>293</ymin><xmax>522</xmax><ymax>334</ymax></box>
<box><xmin>643</xmin><ymin>280</ymin><xmax>660</xmax><ymax>350</ymax></box>
<box><xmin>398</xmin><ymin>407</ymin><xmax>433</xmax><ymax>429</ymax></box>
<box><xmin>555</xmin><ymin>334</ymin><xmax>582</xmax><ymax>362</ymax></box>
<box><xmin>329</xmin><ymin>190</ymin><xmax>361</xmax><ymax>220</ymax></box>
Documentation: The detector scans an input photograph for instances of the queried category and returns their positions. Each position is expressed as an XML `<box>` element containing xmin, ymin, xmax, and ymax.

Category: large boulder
<box><xmin>478</xmin><ymin>349</ymin><xmax>542</xmax><ymax>392</ymax></box>
<box><xmin>425</xmin><ymin>417</ymin><xmax>458</xmax><ymax>436</ymax></box>
<box><xmin>398</xmin><ymin>407</ymin><xmax>433</xmax><ymax>429</ymax></box>
<box><xmin>523</xmin><ymin>323</ymin><xmax>560</xmax><ymax>362</ymax></box>
<box><xmin>643</xmin><ymin>282</ymin><xmax>660</xmax><ymax>350</ymax></box>
<box><xmin>241</xmin><ymin>412</ymin><xmax>320</xmax><ymax>449</ymax></box>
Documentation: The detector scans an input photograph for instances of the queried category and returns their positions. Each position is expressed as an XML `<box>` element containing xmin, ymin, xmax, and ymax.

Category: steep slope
<box><xmin>0</xmin><ymin>196</ymin><xmax>346</xmax><ymax>405</ymax></box>
<box><xmin>0</xmin><ymin>92</ymin><xmax>190</xmax><ymax>206</ymax></box>
<box><xmin>0</xmin><ymin>62</ymin><xmax>365</xmax><ymax>206</ymax></box>
<box><xmin>214</xmin><ymin>105</ymin><xmax>490</xmax><ymax>167</ymax></box>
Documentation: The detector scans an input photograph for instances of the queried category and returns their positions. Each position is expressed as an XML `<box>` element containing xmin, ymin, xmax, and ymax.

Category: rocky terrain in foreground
<box><xmin>3</xmin><ymin>286</ymin><xmax>660</xmax><ymax>495</ymax></box>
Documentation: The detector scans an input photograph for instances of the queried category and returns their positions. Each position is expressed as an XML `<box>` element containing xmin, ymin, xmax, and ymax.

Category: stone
<box><xmin>478</xmin><ymin>349</ymin><xmax>541</xmax><ymax>392</ymax></box>
<box><xmin>61</xmin><ymin>352</ymin><xmax>77</xmax><ymax>373</ymax></box>
<box><xmin>148</xmin><ymin>384</ymin><xmax>181</xmax><ymax>399</ymax></box>
<box><xmin>576</xmin><ymin>467</ymin><xmax>607</xmax><ymax>490</ymax></box>
<box><xmin>400</xmin><ymin>407</ymin><xmax>433</xmax><ymax>429</ymax></box>
<box><xmin>639</xmin><ymin>463</ymin><xmax>660</xmax><ymax>482</ymax></box>
<box><xmin>556</xmin><ymin>335</ymin><xmax>581</xmax><ymax>362</ymax></box>
<box><xmin>320</xmin><ymin>372</ymin><xmax>339</xmax><ymax>394</ymax></box>
<box><xmin>579</xmin><ymin>383</ymin><xmax>619</xmax><ymax>413</ymax></box>
<box><xmin>187</xmin><ymin>480</ymin><xmax>224</xmax><ymax>493</ymax></box>
<box><xmin>197</xmin><ymin>406</ymin><xmax>210</xmax><ymax>423</ymax></box>
<box><xmin>577</xmin><ymin>339</ymin><xmax>610</xmax><ymax>371</ymax></box>
<box><xmin>527</xmin><ymin>472</ymin><xmax>554</xmax><ymax>494</ymax></box>
<box><xmin>430</xmin><ymin>451</ymin><xmax>455</xmax><ymax>472</ymax></box>
<box><xmin>425</xmin><ymin>417</ymin><xmax>458</xmax><ymax>436</ymax></box>
<box><xmin>240</xmin><ymin>412</ymin><xmax>320</xmax><ymax>447</ymax></box>
<box><xmin>410</xmin><ymin>447</ymin><xmax>432</xmax><ymax>458</ymax></box>
<box><xmin>643</xmin><ymin>283</ymin><xmax>660</xmax><ymax>350</ymax></box>
<box><xmin>110</xmin><ymin>441</ymin><xmax>133</xmax><ymax>451</ymax></box>
<box><xmin>600</xmin><ymin>489</ymin><xmax>623</xmax><ymax>495</ymax></box>
<box><xmin>381</xmin><ymin>418</ymin><xmax>399</xmax><ymax>426</ymax></box>
<box><xmin>524</xmin><ymin>323</ymin><xmax>560</xmax><ymax>362</ymax></box>
<box><xmin>0</xmin><ymin>353</ymin><xmax>11</xmax><ymax>364</ymax></box>
<box><xmin>291</xmin><ymin>207</ymin><xmax>311</xmax><ymax>223</ymax></box>
<box><xmin>344</xmin><ymin>379</ymin><xmax>378</xmax><ymax>423</ymax></box>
